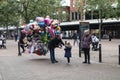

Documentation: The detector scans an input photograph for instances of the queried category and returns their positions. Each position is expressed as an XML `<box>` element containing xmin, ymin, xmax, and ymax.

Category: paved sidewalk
<box><xmin>0</xmin><ymin>39</ymin><xmax>120</xmax><ymax>80</ymax></box>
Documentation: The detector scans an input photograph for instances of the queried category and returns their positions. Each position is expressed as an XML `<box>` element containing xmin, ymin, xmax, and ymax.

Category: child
<box><xmin>64</xmin><ymin>42</ymin><xmax>72</xmax><ymax>64</ymax></box>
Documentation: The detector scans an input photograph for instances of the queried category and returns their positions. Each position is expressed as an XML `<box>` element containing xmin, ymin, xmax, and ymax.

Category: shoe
<box><xmin>22</xmin><ymin>50</ymin><xmax>25</xmax><ymax>53</ymax></box>
<box><xmin>88</xmin><ymin>62</ymin><xmax>91</xmax><ymax>64</ymax></box>
<box><xmin>82</xmin><ymin>61</ymin><xmax>87</xmax><ymax>64</ymax></box>
<box><xmin>51</xmin><ymin>61</ymin><xmax>55</xmax><ymax>64</ymax></box>
<box><xmin>54</xmin><ymin>60</ymin><xmax>58</xmax><ymax>63</ymax></box>
<box><xmin>66</xmin><ymin>62</ymin><xmax>70</xmax><ymax>65</ymax></box>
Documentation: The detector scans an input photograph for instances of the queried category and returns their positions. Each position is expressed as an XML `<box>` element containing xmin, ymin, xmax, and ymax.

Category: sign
<box><xmin>79</xmin><ymin>22</ymin><xmax>89</xmax><ymax>40</ymax></box>
<box><xmin>79</xmin><ymin>22</ymin><xmax>89</xmax><ymax>57</ymax></box>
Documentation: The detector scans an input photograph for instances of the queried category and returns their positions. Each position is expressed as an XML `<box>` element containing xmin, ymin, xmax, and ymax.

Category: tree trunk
<box><xmin>6</xmin><ymin>14</ymin><xmax>9</xmax><ymax>39</ymax></box>
<box><xmin>99</xmin><ymin>9</ymin><xmax>102</xmax><ymax>41</ymax></box>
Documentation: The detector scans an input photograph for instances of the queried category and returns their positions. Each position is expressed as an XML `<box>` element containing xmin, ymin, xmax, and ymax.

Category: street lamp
<box><xmin>98</xmin><ymin>9</ymin><xmax>102</xmax><ymax>41</ymax></box>
<box><xmin>17</xmin><ymin>0</ymin><xmax>23</xmax><ymax>56</ymax></box>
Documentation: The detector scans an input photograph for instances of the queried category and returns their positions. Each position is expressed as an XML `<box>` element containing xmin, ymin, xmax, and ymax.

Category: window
<box><xmin>72</xmin><ymin>12</ymin><xmax>74</xmax><ymax>20</ymax></box>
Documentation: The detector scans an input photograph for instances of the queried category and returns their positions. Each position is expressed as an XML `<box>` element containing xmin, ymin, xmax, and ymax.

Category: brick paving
<box><xmin>0</xmin><ymin>39</ymin><xmax>120</xmax><ymax>80</ymax></box>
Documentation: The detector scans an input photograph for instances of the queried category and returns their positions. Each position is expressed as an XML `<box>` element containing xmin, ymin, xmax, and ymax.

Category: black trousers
<box><xmin>73</xmin><ymin>39</ymin><xmax>78</xmax><ymax>46</ymax></box>
<box><xmin>20</xmin><ymin>44</ymin><xmax>25</xmax><ymax>52</ymax></box>
<box><xmin>83</xmin><ymin>48</ymin><xmax>90</xmax><ymax>63</ymax></box>
<box><xmin>67</xmin><ymin>57</ymin><xmax>70</xmax><ymax>63</ymax></box>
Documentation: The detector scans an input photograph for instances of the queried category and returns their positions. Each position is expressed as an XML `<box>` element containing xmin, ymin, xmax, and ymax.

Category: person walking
<box><xmin>48</xmin><ymin>35</ymin><xmax>64</xmax><ymax>63</ymax></box>
<box><xmin>14</xmin><ymin>32</ymin><xmax>18</xmax><ymax>41</ymax></box>
<box><xmin>64</xmin><ymin>42</ymin><xmax>72</xmax><ymax>64</ymax></box>
<box><xmin>82</xmin><ymin>30</ymin><xmax>92</xmax><ymax>64</ymax></box>
<box><xmin>73</xmin><ymin>31</ymin><xmax>78</xmax><ymax>46</ymax></box>
<box><xmin>108</xmin><ymin>32</ymin><xmax>112</xmax><ymax>41</ymax></box>
<box><xmin>19</xmin><ymin>31</ymin><xmax>26</xmax><ymax>53</ymax></box>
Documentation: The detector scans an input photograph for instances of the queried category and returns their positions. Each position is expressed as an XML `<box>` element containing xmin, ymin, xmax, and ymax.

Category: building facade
<box><xmin>61</xmin><ymin>0</ymin><xmax>120</xmax><ymax>39</ymax></box>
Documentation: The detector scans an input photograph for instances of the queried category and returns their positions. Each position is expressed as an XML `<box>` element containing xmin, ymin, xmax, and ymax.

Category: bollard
<box><xmin>119</xmin><ymin>45</ymin><xmax>120</xmax><ymax>65</ymax></box>
<box><xmin>18</xmin><ymin>42</ymin><xmax>21</xmax><ymax>56</ymax></box>
<box><xmin>79</xmin><ymin>41</ymin><xmax>81</xmax><ymax>57</ymax></box>
<box><xmin>99</xmin><ymin>44</ymin><xmax>102</xmax><ymax>63</ymax></box>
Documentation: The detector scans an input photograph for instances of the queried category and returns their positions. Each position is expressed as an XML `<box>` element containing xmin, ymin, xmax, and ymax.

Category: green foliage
<box><xmin>0</xmin><ymin>0</ymin><xmax>62</xmax><ymax>27</ymax></box>
<box><xmin>75</xmin><ymin>0</ymin><xmax>118</xmax><ymax>20</ymax></box>
<box><xmin>115</xmin><ymin>0</ymin><xmax>120</xmax><ymax>18</ymax></box>
<box><xmin>86</xmin><ymin>0</ymin><xmax>116</xmax><ymax>19</ymax></box>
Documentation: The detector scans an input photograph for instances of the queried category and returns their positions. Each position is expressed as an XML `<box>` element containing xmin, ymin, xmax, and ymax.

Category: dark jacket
<box><xmin>48</xmin><ymin>38</ymin><xmax>64</xmax><ymax>49</ymax></box>
<box><xmin>82</xmin><ymin>34</ymin><xmax>92</xmax><ymax>49</ymax></box>
<box><xmin>64</xmin><ymin>47</ymin><xmax>72</xmax><ymax>57</ymax></box>
<box><xmin>19</xmin><ymin>32</ymin><xmax>26</xmax><ymax>44</ymax></box>
<box><xmin>73</xmin><ymin>32</ymin><xmax>78</xmax><ymax>39</ymax></box>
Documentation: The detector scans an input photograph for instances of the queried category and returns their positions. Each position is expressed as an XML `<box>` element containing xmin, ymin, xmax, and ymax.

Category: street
<box><xmin>0</xmin><ymin>39</ymin><xmax>120</xmax><ymax>80</ymax></box>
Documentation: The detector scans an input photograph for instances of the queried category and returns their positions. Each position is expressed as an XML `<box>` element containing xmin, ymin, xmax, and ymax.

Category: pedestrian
<box><xmin>72</xmin><ymin>31</ymin><xmax>78</xmax><ymax>46</ymax></box>
<box><xmin>48</xmin><ymin>35</ymin><xmax>64</xmax><ymax>63</ymax></box>
<box><xmin>108</xmin><ymin>32</ymin><xmax>112</xmax><ymax>41</ymax></box>
<box><xmin>91</xmin><ymin>33</ymin><xmax>99</xmax><ymax>51</ymax></box>
<box><xmin>14</xmin><ymin>32</ymin><xmax>18</xmax><ymax>41</ymax></box>
<box><xmin>11</xmin><ymin>32</ymin><xmax>14</xmax><ymax>39</ymax></box>
<box><xmin>64</xmin><ymin>42</ymin><xmax>72</xmax><ymax>64</ymax></box>
<box><xmin>19</xmin><ymin>31</ymin><xmax>26</xmax><ymax>53</ymax></box>
<box><xmin>82</xmin><ymin>29</ymin><xmax>92</xmax><ymax>64</ymax></box>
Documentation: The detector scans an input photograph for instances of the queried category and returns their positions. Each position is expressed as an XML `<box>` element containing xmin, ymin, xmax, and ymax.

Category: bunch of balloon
<box><xmin>20</xmin><ymin>16</ymin><xmax>61</xmax><ymax>56</ymax></box>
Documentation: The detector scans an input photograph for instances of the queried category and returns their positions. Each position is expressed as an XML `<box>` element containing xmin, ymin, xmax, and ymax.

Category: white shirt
<box><xmin>92</xmin><ymin>35</ymin><xmax>99</xmax><ymax>43</ymax></box>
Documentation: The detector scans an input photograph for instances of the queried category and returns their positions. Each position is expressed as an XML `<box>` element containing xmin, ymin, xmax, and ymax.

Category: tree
<box><xmin>0</xmin><ymin>0</ymin><xmax>62</xmax><ymax>38</ymax></box>
<box><xmin>87</xmin><ymin>0</ymin><xmax>117</xmax><ymax>41</ymax></box>
<box><xmin>76</xmin><ymin>0</ymin><xmax>86</xmax><ymax>20</ymax></box>
<box><xmin>0</xmin><ymin>0</ymin><xmax>62</xmax><ymax>26</ymax></box>
<box><xmin>0</xmin><ymin>0</ymin><xmax>21</xmax><ymax>26</ymax></box>
<box><xmin>15</xmin><ymin>0</ymin><xmax>62</xmax><ymax>23</ymax></box>
<box><xmin>0</xmin><ymin>0</ymin><xmax>19</xmax><ymax>38</ymax></box>
<box><xmin>116</xmin><ymin>0</ymin><xmax>120</xmax><ymax>18</ymax></box>
<box><xmin>76</xmin><ymin>0</ymin><xmax>117</xmax><ymax>40</ymax></box>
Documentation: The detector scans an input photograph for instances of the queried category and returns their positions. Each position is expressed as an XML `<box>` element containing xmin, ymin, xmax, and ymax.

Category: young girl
<box><xmin>64</xmin><ymin>42</ymin><xmax>72</xmax><ymax>64</ymax></box>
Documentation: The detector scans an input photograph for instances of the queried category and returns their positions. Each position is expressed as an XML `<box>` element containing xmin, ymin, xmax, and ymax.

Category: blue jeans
<box><xmin>49</xmin><ymin>48</ymin><xmax>56</xmax><ymax>63</ymax></box>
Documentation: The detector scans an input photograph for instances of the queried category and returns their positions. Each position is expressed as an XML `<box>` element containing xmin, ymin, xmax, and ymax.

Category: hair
<box><xmin>67</xmin><ymin>42</ymin><xmax>70</xmax><ymax>45</ymax></box>
<box><xmin>84</xmin><ymin>29</ymin><xmax>89</xmax><ymax>33</ymax></box>
<box><xmin>66</xmin><ymin>42</ymin><xmax>72</xmax><ymax>48</ymax></box>
<box><xmin>92</xmin><ymin>33</ymin><xmax>95</xmax><ymax>36</ymax></box>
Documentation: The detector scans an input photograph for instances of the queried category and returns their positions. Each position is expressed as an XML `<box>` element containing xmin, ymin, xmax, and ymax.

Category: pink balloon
<box><xmin>44</xmin><ymin>17</ymin><xmax>51</xmax><ymax>25</ymax></box>
<box><xmin>48</xmin><ymin>27</ymin><xmax>55</xmax><ymax>38</ymax></box>
<box><xmin>36</xmin><ymin>17</ymin><xmax>44</xmax><ymax>22</ymax></box>
<box><xmin>21</xmin><ymin>29</ymin><xmax>28</xmax><ymax>34</ymax></box>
